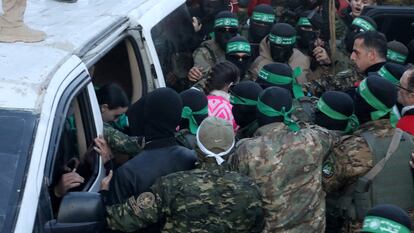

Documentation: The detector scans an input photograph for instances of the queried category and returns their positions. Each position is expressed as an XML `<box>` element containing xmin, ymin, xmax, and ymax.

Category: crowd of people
<box><xmin>54</xmin><ymin>0</ymin><xmax>414</xmax><ymax>232</ymax></box>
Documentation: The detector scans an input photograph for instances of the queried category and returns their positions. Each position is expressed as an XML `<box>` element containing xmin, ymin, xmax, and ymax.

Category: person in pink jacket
<box><xmin>205</xmin><ymin>61</ymin><xmax>240</xmax><ymax>130</ymax></box>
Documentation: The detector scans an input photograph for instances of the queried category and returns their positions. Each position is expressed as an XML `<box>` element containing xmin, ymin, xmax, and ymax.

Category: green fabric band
<box><xmin>214</xmin><ymin>18</ymin><xmax>239</xmax><ymax>28</ymax></box>
<box><xmin>230</xmin><ymin>94</ymin><xmax>257</xmax><ymax>106</ymax></box>
<box><xmin>297</xmin><ymin>17</ymin><xmax>312</xmax><ymax>26</ymax></box>
<box><xmin>269</xmin><ymin>33</ymin><xmax>296</xmax><ymax>45</ymax></box>
<box><xmin>358</xmin><ymin>79</ymin><xmax>397</xmax><ymax>127</ymax></box>
<box><xmin>257</xmin><ymin>99</ymin><xmax>300</xmax><ymax>131</ymax></box>
<box><xmin>181</xmin><ymin>106</ymin><xmax>208</xmax><ymax>134</ymax></box>
<box><xmin>352</xmin><ymin>17</ymin><xmax>376</xmax><ymax>31</ymax></box>
<box><xmin>258</xmin><ymin>67</ymin><xmax>304</xmax><ymax>99</ymax></box>
<box><xmin>378</xmin><ymin>66</ymin><xmax>399</xmax><ymax>85</ymax></box>
<box><xmin>226</xmin><ymin>41</ymin><xmax>251</xmax><ymax>54</ymax></box>
<box><xmin>387</xmin><ymin>49</ymin><xmax>407</xmax><ymax>63</ymax></box>
<box><xmin>362</xmin><ymin>216</ymin><xmax>411</xmax><ymax>233</ymax></box>
<box><xmin>317</xmin><ymin>98</ymin><xmax>360</xmax><ymax>133</ymax></box>
<box><xmin>252</xmin><ymin>12</ymin><xmax>275</xmax><ymax>23</ymax></box>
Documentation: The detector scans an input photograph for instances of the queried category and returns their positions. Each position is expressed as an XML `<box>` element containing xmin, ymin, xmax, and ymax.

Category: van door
<box><xmin>30</xmin><ymin>57</ymin><xmax>105</xmax><ymax>233</ymax></box>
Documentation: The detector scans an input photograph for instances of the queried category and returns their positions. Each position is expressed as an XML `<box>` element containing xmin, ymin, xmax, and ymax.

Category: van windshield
<box><xmin>0</xmin><ymin>110</ymin><xmax>37</xmax><ymax>232</ymax></box>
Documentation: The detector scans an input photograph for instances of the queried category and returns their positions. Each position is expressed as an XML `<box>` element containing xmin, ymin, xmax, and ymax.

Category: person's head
<box><xmin>225</xmin><ymin>36</ymin><xmax>251</xmax><ymax>77</ymax></box>
<box><xmin>206</xmin><ymin>61</ymin><xmax>240</xmax><ymax>93</ymax></box>
<box><xmin>214</xmin><ymin>11</ymin><xmax>239</xmax><ymax>50</ymax></box>
<box><xmin>248</xmin><ymin>4</ymin><xmax>276</xmax><ymax>43</ymax></box>
<box><xmin>397</xmin><ymin>67</ymin><xmax>414</xmax><ymax>106</ymax></box>
<box><xmin>196</xmin><ymin>116</ymin><xmax>235</xmax><ymax>165</ymax></box>
<box><xmin>256</xmin><ymin>63</ymin><xmax>304</xmax><ymax>99</ymax></box>
<box><xmin>268</xmin><ymin>23</ymin><xmax>297</xmax><ymax>63</ymax></box>
<box><xmin>96</xmin><ymin>83</ymin><xmax>129</xmax><ymax>123</ymax></box>
<box><xmin>127</xmin><ymin>88</ymin><xmax>183</xmax><ymax>140</ymax></box>
<box><xmin>349</xmin><ymin>0</ymin><xmax>377</xmax><ymax>18</ymax></box>
<box><xmin>350</xmin><ymin>30</ymin><xmax>387</xmax><ymax>74</ymax></box>
<box><xmin>315</xmin><ymin>91</ymin><xmax>359</xmax><ymax>133</ymax></box>
<box><xmin>256</xmin><ymin>86</ymin><xmax>299</xmax><ymax>131</ymax></box>
<box><xmin>361</xmin><ymin>204</ymin><xmax>412</xmax><ymax>233</ymax></box>
<box><xmin>180</xmin><ymin>89</ymin><xmax>209</xmax><ymax>134</ymax></box>
<box><xmin>377</xmin><ymin>62</ymin><xmax>407</xmax><ymax>85</ymax></box>
<box><xmin>296</xmin><ymin>11</ymin><xmax>321</xmax><ymax>51</ymax></box>
<box><xmin>387</xmin><ymin>40</ymin><xmax>409</xmax><ymax>65</ymax></box>
<box><xmin>345</xmin><ymin>15</ymin><xmax>377</xmax><ymax>53</ymax></box>
<box><xmin>229</xmin><ymin>81</ymin><xmax>263</xmax><ymax>127</ymax></box>
<box><xmin>354</xmin><ymin>74</ymin><xmax>397</xmax><ymax>124</ymax></box>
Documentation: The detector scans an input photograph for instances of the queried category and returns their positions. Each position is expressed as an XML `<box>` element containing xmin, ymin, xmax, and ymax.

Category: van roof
<box><xmin>0</xmin><ymin>0</ymin><xmax>153</xmax><ymax>111</ymax></box>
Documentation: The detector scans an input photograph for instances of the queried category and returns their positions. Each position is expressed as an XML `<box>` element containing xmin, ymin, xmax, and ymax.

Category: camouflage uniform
<box><xmin>229</xmin><ymin>122</ymin><xmax>338</xmax><ymax>232</ymax></box>
<box><xmin>105</xmin><ymin>162</ymin><xmax>265</xmax><ymax>233</ymax></box>
<box><xmin>248</xmin><ymin>36</ymin><xmax>311</xmax><ymax>84</ymax></box>
<box><xmin>174</xmin><ymin>129</ymin><xmax>196</xmax><ymax>150</ymax></box>
<box><xmin>322</xmin><ymin>119</ymin><xmax>393</xmax><ymax>194</ymax></box>
<box><xmin>103</xmin><ymin>122</ymin><xmax>143</xmax><ymax>158</ymax></box>
<box><xmin>292</xmin><ymin>96</ymin><xmax>319</xmax><ymax>124</ymax></box>
<box><xmin>193</xmin><ymin>39</ymin><xmax>226</xmax><ymax>76</ymax></box>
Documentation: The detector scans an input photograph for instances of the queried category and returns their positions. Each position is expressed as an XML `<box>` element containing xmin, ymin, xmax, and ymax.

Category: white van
<box><xmin>0</xmin><ymin>0</ymin><xmax>196</xmax><ymax>232</ymax></box>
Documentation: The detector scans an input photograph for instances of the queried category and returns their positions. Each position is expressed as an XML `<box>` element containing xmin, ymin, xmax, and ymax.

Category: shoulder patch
<box><xmin>128</xmin><ymin>192</ymin><xmax>155</xmax><ymax>216</ymax></box>
<box><xmin>322</xmin><ymin>161</ymin><xmax>335</xmax><ymax>178</ymax></box>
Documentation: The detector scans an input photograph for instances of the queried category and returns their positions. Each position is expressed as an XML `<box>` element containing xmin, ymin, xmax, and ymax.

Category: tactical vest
<box><xmin>337</xmin><ymin>129</ymin><xmax>414</xmax><ymax>221</ymax></box>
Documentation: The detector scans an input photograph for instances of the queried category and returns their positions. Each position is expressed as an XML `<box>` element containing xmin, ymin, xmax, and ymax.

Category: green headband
<box><xmin>258</xmin><ymin>67</ymin><xmax>304</xmax><ymax>99</ymax></box>
<box><xmin>378</xmin><ymin>66</ymin><xmax>399</xmax><ymax>85</ymax></box>
<box><xmin>362</xmin><ymin>216</ymin><xmax>410</xmax><ymax>233</ymax></box>
<box><xmin>214</xmin><ymin>17</ymin><xmax>239</xmax><ymax>28</ymax></box>
<box><xmin>269</xmin><ymin>33</ymin><xmax>296</xmax><ymax>45</ymax></box>
<box><xmin>387</xmin><ymin>49</ymin><xmax>407</xmax><ymax>63</ymax></box>
<box><xmin>257</xmin><ymin>99</ymin><xmax>300</xmax><ymax>131</ymax></box>
<box><xmin>358</xmin><ymin>79</ymin><xmax>397</xmax><ymax>127</ymax></box>
<box><xmin>297</xmin><ymin>17</ymin><xmax>312</xmax><ymax>26</ymax></box>
<box><xmin>317</xmin><ymin>98</ymin><xmax>360</xmax><ymax>133</ymax></box>
<box><xmin>226</xmin><ymin>41</ymin><xmax>251</xmax><ymax>54</ymax></box>
<box><xmin>181</xmin><ymin>106</ymin><xmax>208</xmax><ymax>134</ymax></box>
<box><xmin>252</xmin><ymin>12</ymin><xmax>275</xmax><ymax>23</ymax></box>
<box><xmin>352</xmin><ymin>17</ymin><xmax>376</xmax><ymax>31</ymax></box>
<box><xmin>230</xmin><ymin>94</ymin><xmax>257</xmax><ymax>106</ymax></box>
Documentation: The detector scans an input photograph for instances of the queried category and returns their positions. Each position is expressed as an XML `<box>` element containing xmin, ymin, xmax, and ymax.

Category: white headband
<box><xmin>196</xmin><ymin>131</ymin><xmax>235</xmax><ymax>165</ymax></box>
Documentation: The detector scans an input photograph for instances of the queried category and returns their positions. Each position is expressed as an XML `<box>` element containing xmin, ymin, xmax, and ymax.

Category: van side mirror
<box><xmin>44</xmin><ymin>192</ymin><xmax>105</xmax><ymax>233</ymax></box>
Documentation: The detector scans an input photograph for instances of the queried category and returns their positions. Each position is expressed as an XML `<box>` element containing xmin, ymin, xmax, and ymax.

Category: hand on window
<box><xmin>54</xmin><ymin>169</ymin><xmax>85</xmax><ymax>198</ymax></box>
<box><xmin>100</xmin><ymin>170</ymin><xmax>113</xmax><ymax>191</ymax></box>
<box><xmin>94</xmin><ymin>136</ymin><xmax>113</xmax><ymax>164</ymax></box>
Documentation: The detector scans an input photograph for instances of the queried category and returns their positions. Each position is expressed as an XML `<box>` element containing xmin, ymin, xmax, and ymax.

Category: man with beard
<box><xmin>245</xmin><ymin>4</ymin><xmax>275</xmax><ymax>60</ymax></box>
<box><xmin>248</xmin><ymin>22</ymin><xmax>310</xmax><ymax>84</ymax></box>
<box><xmin>225</xmin><ymin>35</ymin><xmax>252</xmax><ymax>79</ymax></box>
<box><xmin>187</xmin><ymin>11</ymin><xmax>238</xmax><ymax>84</ymax></box>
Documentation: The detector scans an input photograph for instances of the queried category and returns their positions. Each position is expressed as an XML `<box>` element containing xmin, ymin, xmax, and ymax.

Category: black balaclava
<box><xmin>128</xmin><ymin>88</ymin><xmax>183</xmax><ymax>141</ymax></box>
<box><xmin>387</xmin><ymin>40</ymin><xmax>409</xmax><ymax>65</ymax></box>
<box><xmin>256</xmin><ymin>86</ymin><xmax>294</xmax><ymax>127</ymax></box>
<box><xmin>344</xmin><ymin>16</ymin><xmax>377</xmax><ymax>54</ymax></box>
<box><xmin>214</xmin><ymin>11</ymin><xmax>239</xmax><ymax>51</ymax></box>
<box><xmin>248</xmin><ymin>4</ymin><xmax>276</xmax><ymax>43</ymax></box>
<box><xmin>179</xmin><ymin>88</ymin><xmax>208</xmax><ymax>134</ymax></box>
<box><xmin>315</xmin><ymin>91</ymin><xmax>357</xmax><ymax>132</ymax></box>
<box><xmin>268</xmin><ymin>23</ymin><xmax>297</xmax><ymax>63</ymax></box>
<box><xmin>361</xmin><ymin>204</ymin><xmax>412</xmax><ymax>233</ymax></box>
<box><xmin>354</xmin><ymin>74</ymin><xmax>397</xmax><ymax>125</ymax></box>
<box><xmin>200</xmin><ymin>0</ymin><xmax>230</xmax><ymax>36</ymax></box>
<box><xmin>229</xmin><ymin>81</ymin><xmax>263</xmax><ymax>127</ymax></box>
<box><xmin>377</xmin><ymin>62</ymin><xmax>407</xmax><ymax>85</ymax></box>
<box><xmin>225</xmin><ymin>36</ymin><xmax>252</xmax><ymax>77</ymax></box>
<box><xmin>296</xmin><ymin>10</ymin><xmax>320</xmax><ymax>52</ymax></box>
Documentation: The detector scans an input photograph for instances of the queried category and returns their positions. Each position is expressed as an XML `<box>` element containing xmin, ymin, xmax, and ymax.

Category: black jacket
<box><xmin>107</xmin><ymin>137</ymin><xmax>197</xmax><ymax>204</ymax></box>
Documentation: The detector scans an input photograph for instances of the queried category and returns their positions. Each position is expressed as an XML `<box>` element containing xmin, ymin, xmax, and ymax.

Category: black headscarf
<box><xmin>248</xmin><ymin>4</ymin><xmax>275</xmax><ymax>44</ymax></box>
<box><xmin>229</xmin><ymin>81</ymin><xmax>263</xmax><ymax>127</ymax></box>
<box><xmin>127</xmin><ymin>88</ymin><xmax>183</xmax><ymax>141</ymax></box>
<box><xmin>256</xmin><ymin>86</ymin><xmax>294</xmax><ymax>127</ymax></box>
<box><xmin>179</xmin><ymin>88</ymin><xmax>208</xmax><ymax>134</ymax></box>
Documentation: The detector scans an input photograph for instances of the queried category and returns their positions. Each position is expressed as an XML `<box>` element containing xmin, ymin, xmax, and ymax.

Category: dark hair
<box><xmin>205</xmin><ymin>61</ymin><xmax>240</xmax><ymax>93</ymax></box>
<box><xmin>354</xmin><ymin>31</ymin><xmax>387</xmax><ymax>60</ymax></box>
<box><xmin>96</xmin><ymin>83</ymin><xmax>129</xmax><ymax>109</ymax></box>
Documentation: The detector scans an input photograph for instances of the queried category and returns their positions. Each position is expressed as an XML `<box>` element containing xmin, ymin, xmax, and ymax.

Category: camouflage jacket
<box><xmin>193</xmin><ymin>39</ymin><xmax>226</xmax><ymax>75</ymax></box>
<box><xmin>103</xmin><ymin>123</ymin><xmax>143</xmax><ymax>158</ymax></box>
<box><xmin>229</xmin><ymin>122</ymin><xmax>338</xmax><ymax>233</ymax></box>
<box><xmin>292</xmin><ymin>96</ymin><xmax>319</xmax><ymax>124</ymax></box>
<box><xmin>248</xmin><ymin>36</ymin><xmax>311</xmax><ymax>84</ymax></box>
<box><xmin>322</xmin><ymin>119</ymin><xmax>394</xmax><ymax>194</ymax></box>
<box><xmin>105</xmin><ymin>163</ymin><xmax>265</xmax><ymax>233</ymax></box>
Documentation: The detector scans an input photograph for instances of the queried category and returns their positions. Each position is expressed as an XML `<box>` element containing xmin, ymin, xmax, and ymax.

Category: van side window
<box><xmin>35</xmin><ymin>81</ymin><xmax>99</xmax><ymax>229</ymax></box>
